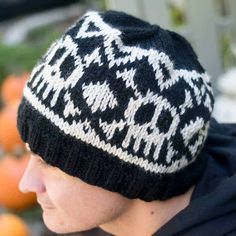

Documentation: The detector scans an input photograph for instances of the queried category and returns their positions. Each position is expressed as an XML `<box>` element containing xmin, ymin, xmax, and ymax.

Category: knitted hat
<box><xmin>17</xmin><ymin>10</ymin><xmax>214</xmax><ymax>201</ymax></box>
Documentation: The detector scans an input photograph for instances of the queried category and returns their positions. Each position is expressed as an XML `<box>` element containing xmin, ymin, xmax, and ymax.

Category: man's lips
<box><xmin>38</xmin><ymin>202</ymin><xmax>55</xmax><ymax>209</ymax></box>
<box><xmin>37</xmin><ymin>198</ymin><xmax>55</xmax><ymax>209</ymax></box>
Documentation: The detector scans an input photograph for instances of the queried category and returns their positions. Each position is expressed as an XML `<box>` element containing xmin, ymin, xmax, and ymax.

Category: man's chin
<box><xmin>42</xmin><ymin>210</ymin><xmax>67</xmax><ymax>234</ymax></box>
<box><xmin>42</xmin><ymin>211</ymin><xmax>95</xmax><ymax>234</ymax></box>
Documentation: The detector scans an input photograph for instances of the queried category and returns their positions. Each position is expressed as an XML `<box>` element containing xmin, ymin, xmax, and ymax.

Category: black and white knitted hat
<box><xmin>17</xmin><ymin>10</ymin><xmax>214</xmax><ymax>201</ymax></box>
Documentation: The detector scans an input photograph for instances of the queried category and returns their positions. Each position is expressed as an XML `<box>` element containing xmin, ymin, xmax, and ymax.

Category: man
<box><xmin>17</xmin><ymin>10</ymin><xmax>236</xmax><ymax>236</ymax></box>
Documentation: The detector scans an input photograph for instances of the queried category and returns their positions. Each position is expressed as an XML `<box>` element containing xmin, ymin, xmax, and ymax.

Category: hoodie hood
<box><xmin>154</xmin><ymin>117</ymin><xmax>236</xmax><ymax>236</ymax></box>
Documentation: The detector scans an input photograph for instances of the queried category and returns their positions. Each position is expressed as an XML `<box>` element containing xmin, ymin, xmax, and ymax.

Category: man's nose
<box><xmin>19</xmin><ymin>156</ymin><xmax>46</xmax><ymax>194</ymax></box>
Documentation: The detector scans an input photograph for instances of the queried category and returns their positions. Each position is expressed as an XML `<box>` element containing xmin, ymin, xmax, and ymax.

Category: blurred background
<box><xmin>0</xmin><ymin>0</ymin><xmax>235</xmax><ymax>235</ymax></box>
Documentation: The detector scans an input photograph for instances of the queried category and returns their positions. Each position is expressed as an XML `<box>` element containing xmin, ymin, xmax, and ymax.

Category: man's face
<box><xmin>19</xmin><ymin>149</ymin><xmax>132</xmax><ymax>234</ymax></box>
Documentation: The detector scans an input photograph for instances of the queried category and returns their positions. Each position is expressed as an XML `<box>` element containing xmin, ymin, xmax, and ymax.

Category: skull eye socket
<box><xmin>156</xmin><ymin>109</ymin><xmax>173</xmax><ymax>133</ymax></box>
<box><xmin>188</xmin><ymin>132</ymin><xmax>199</xmax><ymax>146</ymax></box>
<box><xmin>134</xmin><ymin>103</ymin><xmax>155</xmax><ymax>125</ymax></box>
<box><xmin>60</xmin><ymin>54</ymin><xmax>76</xmax><ymax>79</ymax></box>
<box><xmin>49</xmin><ymin>47</ymin><xmax>66</xmax><ymax>65</ymax></box>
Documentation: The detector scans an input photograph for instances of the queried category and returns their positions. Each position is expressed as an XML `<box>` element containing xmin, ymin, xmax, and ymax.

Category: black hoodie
<box><xmin>153</xmin><ymin>117</ymin><xmax>236</xmax><ymax>236</ymax></box>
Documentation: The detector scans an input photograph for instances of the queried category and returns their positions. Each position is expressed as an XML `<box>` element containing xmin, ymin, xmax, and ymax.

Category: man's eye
<box><xmin>25</xmin><ymin>143</ymin><xmax>52</xmax><ymax>169</ymax></box>
<box><xmin>37</xmin><ymin>158</ymin><xmax>51</xmax><ymax>168</ymax></box>
<box><xmin>31</xmin><ymin>154</ymin><xmax>51</xmax><ymax>168</ymax></box>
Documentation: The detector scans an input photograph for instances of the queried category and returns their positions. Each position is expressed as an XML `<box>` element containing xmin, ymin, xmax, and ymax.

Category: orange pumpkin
<box><xmin>0</xmin><ymin>72</ymin><xmax>29</xmax><ymax>105</ymax></box>
<box><xmin>0</xmin><ymin>153</ymin><xmax>37</xmax><ymax>211</ymax></box>
<box><xmin>0</xmin><ymin>100</ymin><xmax>25</xmax><ymax>153</ymax></box>
<box><xmin>0</xmin><ymin>213</ymin><xmax>30</xmax><ymax>236</ymax></box>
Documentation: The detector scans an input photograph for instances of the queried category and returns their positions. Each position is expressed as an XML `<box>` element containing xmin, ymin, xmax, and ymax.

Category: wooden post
<box><xmin>186</xmin><ymin>0</ymin><xmax>223</xmax><ymax>83</ymax></box>
<box><xmin>106</xmin><ymin>0</ymin><xmax>141</xmax><ymax>17</ymax></box>
<box><xmin>106</xmin><ymin>0</ymin><xmax>171</xmax><ymax>28</ymax></box>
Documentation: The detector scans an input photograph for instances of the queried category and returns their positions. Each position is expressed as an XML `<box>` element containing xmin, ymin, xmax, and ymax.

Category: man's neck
<box><xmin>99</xmin><ymin>185</ymin><xmax>195</xmax><ymax>236</ymax></box>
